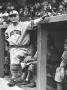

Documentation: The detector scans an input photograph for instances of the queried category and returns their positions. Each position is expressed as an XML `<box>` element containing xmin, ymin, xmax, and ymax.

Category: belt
<box><xmin>10</xmin><ymin>44</ymin><xmax>30</xmax><ymax>48</ymax></box>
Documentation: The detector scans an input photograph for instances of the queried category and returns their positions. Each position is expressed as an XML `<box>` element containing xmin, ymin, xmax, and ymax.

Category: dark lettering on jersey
<box><xmin>10</xmin><ymin>30</ymin><xmax>21</xmax><ymax>36</ymax></box>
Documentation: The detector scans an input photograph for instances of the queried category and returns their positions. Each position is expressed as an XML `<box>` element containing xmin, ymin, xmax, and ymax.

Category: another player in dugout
<box><xmin>21</xmin><ymin>51</ymin><xmax>37</xmax><ymax>87</ymax></box>
<box><xmin>55</xmin><ymin>39</ymin><xmax>67</xmax><ymax>85</ymax></box>
<box><xmin>5</xmin><ymin>10</ymin><xmax>46</xmax><ymax>87</ymax></box>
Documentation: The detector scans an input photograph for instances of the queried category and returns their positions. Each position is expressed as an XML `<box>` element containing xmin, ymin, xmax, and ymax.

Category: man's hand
<box><xmin>21</xmin><ymin>62</ymin><xmax>26</xmax><ymax>69</ymax></box>
<box><xmin>24</xmin><ymin>56</ymin><xmax>32</xmax><ymax>63</ymax></box>
<box><xmin>42</xmin><ymin>13</ymin><xmax>49</xmax><ymax>19</ymax></box>
<box><xmin>42</xmin><ymin>15</ymin><xmax>47</xmax><ymax>20</ymax></box>
<box><xmin>41</xmin><ymin>14</ymin><xmax>49</xmax><ymax>22</ymax></box>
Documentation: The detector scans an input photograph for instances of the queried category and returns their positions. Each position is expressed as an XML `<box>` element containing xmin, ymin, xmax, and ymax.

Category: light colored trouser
<box><xmin>10</xmin><ymin>64</ymin><xmax>21</xmax><ymax>79</ymax></box>
<box><xmin>10</xmin><ymin>46</ymin><xmax>34</xmax><ymax>79</ymax></box>
<box><xmin>10</xmin><ymin>48</ymin><xmax>28</xmax><ymax>64</ymax></box>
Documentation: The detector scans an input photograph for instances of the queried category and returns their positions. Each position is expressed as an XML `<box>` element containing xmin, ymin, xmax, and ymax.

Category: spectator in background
<box><xmin>51</xmin><ymin>0</ymin><xmax>59</xmax><ymax>12</ymax></box>
<box><xmin>23</xmin><ymin>6</ymin><xmax>29</xmax><ymax>16</ymax></box>
<box><xmin>63</xmin><ymin>0</ymin><xmax>67</xmax><ymax>12</ymax></box>
<box><xmin>3</xmin><ymin>10</ymin><xmax>9</xmax><ymax>22</ymax></box>
<box><xmin>58</xmin><ymin>4</ymin><xmax>64</xmax><ymax>14</ymax></box>
<box><xmin>19</xmin><ymin>8</ymin><xmax>23</xmax><ymax>14</ymax></box>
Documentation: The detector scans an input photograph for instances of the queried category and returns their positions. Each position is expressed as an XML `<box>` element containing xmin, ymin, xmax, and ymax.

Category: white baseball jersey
<box><xmin>5</xmin><ymin>18</ymin><xmax>42</xmax><ymax>64</ymax></box>
<box><xmin>5</xmin><ymin>18</ymin><xmax>42</xmax><ymax>46</ymax></box>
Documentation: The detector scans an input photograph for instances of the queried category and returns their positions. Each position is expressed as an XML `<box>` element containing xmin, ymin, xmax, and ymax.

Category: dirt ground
<box><xmin>0</xmin><ymin>75</ymin><xmax>57</xmax><ymax>90</ymax></box>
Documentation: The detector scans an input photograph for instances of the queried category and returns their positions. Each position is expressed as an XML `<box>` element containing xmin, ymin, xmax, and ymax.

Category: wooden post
<box><xmin>37</xmin><ymin>23</ymin><xmax>47</xmax><ymax>90</ymax></box>
<box><xmin>0</xmin><ymin>28</ymin><xmax>5</xmax><ymax>77</ymax></box>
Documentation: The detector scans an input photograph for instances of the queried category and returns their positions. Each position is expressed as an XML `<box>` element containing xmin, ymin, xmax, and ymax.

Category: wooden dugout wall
<box><xmin>37</xmin><ymin>14</ymin><xmax>67</xmax><ymax>90</ymax></box>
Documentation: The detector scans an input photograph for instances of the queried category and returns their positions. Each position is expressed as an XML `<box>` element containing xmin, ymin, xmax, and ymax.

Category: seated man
<box><xmin>20</xmin><ymin>51</ymin><xmax>37</xmax><ymax>87</ymax></box>
<box><xmin>55</xmin><ymin>39</ymin><xmax>67</xmax><ymax>90</ymax></box>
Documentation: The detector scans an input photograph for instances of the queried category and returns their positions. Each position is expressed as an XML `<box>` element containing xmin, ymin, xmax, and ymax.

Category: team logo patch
<box><xmin>10</xmin><ymin>30</ymin><xmax>21</xmax><ymax>36</ymax></box>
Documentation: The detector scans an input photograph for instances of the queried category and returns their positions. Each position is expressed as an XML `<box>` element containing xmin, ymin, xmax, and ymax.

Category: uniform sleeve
<box><xmin>27</xmin><ymin>17</ymin><xmax>42</xmax><ymax>30</ymax></box>
<box><xmin>33</xmin><ymin>17</ymin><xmax>42</xmax><ymax>26</ymax></box>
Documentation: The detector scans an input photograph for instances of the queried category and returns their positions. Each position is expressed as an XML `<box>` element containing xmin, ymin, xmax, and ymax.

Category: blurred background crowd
<box><xmin>0</xmin><ymin>0</ymin><xmax>67</xmax><ymax>25</ymax></box>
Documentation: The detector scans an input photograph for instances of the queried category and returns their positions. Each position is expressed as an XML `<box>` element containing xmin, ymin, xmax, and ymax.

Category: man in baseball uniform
<box><xmin>5</xmin><ymin>10</ymin><xmax>47</xmax><ymax>86</ymax></box>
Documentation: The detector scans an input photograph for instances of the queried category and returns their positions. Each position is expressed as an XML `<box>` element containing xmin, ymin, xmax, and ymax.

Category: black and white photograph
<box><xmin>0</xmin><ymin>0</ymin><xmax>67</xmax><ymax>90</ymax></box>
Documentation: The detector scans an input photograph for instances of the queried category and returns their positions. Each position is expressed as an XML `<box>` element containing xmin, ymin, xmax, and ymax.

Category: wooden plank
<box><xmin>44</xmin><ymin>14</ymin><xmax>67</xmax><ymax>23</ymax></box>
<box><xmin>0</xmin><ymin>23</ymin><xmax>9</xmax><ymax>77</ymax></box>
<box><xmin>37</xmin><ymin>24</ymin><xmax>47</xmax><ymax>90</ymax></box>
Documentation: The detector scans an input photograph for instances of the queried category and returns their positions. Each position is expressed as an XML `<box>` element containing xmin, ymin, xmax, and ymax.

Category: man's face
<box><xmin>52</xmin><ymin>0</ymin><xmax>56</xmax><ymax>3</ymax></box>
<box><xmin>10</xmin><ymin>14</ymin><xmax>19</xmax><ymax>23</ymax></box>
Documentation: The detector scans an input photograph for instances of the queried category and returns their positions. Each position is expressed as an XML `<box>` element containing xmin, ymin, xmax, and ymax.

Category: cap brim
<box><xmin>9</xmin><ymin>14</ymin><xmax>18</xmax><ymax>17</ymax></box>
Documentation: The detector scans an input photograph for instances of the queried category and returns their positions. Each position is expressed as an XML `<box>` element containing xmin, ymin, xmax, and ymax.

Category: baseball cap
<box><xmin>9</xmin><ymin>10</ymin><xmax>19</xmax><ymax>17</ymax></box>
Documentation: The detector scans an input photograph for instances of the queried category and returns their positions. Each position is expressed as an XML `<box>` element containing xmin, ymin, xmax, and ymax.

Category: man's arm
<box><xmin>27</xmin><ymin>15</ymin><xmax>48</xmax><ymax>30</ymax></box>
<box><xmin>33</xmin><ymin>15</ymin><xmax>48</xmax><ymax>26</ymax></box>
<box><xmin>33</xmin><ymin>17</ymin><xmax>42</xmax><ymax>26</ymax></box>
